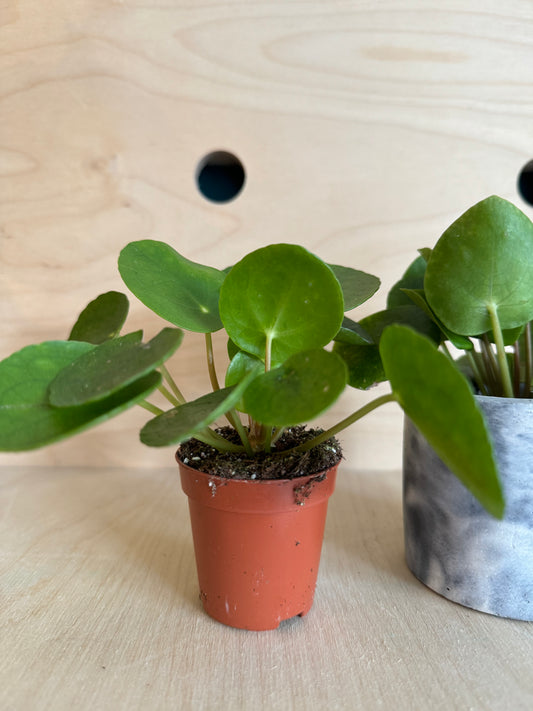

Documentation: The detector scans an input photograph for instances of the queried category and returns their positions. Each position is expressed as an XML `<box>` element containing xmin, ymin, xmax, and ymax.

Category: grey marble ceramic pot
<box><xmin>403</xmin><ymin>395</ymin><xmax>533</xmax><ymax>621</ymax></box>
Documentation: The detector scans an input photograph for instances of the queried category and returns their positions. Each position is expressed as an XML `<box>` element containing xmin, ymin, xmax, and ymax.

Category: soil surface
<box><xmin>177</xmin><ymin>426</ymin><xmax>342</xmax><ymax>480</ymax></box>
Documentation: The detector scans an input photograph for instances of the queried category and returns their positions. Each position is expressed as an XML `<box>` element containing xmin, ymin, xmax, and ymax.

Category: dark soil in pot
<box><xmin>177</xmin><ymin>426</ymin><xmax>342</xmax><ymax>480</ymax></box>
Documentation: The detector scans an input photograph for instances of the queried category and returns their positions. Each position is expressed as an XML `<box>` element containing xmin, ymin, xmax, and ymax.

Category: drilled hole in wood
<box><xmin>196</xmin><ymin>151</ymin><xmax>246</xmax><ymax>203</ymax></box>
<box><xmin>518</xmin><ymin>160</ymin><xmax>533</xmax><ymax>207</ymax></box>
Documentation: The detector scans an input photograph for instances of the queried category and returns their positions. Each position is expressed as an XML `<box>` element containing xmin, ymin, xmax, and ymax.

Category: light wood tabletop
<box><xmin>2</xmin><ymin>461</ymin><xmax>532</xmax><ymax>710</ymax></box>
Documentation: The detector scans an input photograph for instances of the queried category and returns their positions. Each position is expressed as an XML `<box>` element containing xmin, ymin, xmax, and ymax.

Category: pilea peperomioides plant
<box><xmin>0</xmin><ymin>211</ymin><xmax>512</xmax><ymax>517</ymax></box>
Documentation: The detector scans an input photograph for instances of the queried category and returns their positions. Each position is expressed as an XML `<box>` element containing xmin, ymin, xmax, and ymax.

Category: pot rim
<box><xmin>175</xmin><ymin>450</ymin><xmax>339</xmax><ymax>486</ymax></box>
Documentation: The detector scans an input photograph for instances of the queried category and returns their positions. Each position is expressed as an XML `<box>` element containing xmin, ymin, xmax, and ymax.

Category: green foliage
<box><xmin>0</xmin><ymin>341</ymin><xmax>160</xmax><ymax>450</ymax></box>
<box><xmin>242</xmin><ymin>349</ymin><xmax>348</xmax><ymax>427</ymax></box>
<box><xmin>380</xmin><ymin>326</ymin><xmax>504</xmax><ymax>518</ymax></box>
<box><xmin>69</xmin><ymin>291</ymin><xmax>129</xmax><ymax>344</ymax></box>
<box><xmin>50</xmin><ymin>328</ymin><xmax>182</xmax><ymax>406</ymax></box>
<box><xmin>118</xmin><ymin>240</ymin><xmax>225</xmax><ymax>333</ymax></box>
<box><xmin>425</xmin><ymin>196</ymin><xmax>533</xmax><ymax>335</ymax></box>
<box><xmin>218</xmin><ymin>244</ymin><xmax>344</xmax><ymax>365</ymax></box>
<box><xmin>5</xmin><ymin>195</ymin><xmax>533</xmax><ymax>518</ymax></box>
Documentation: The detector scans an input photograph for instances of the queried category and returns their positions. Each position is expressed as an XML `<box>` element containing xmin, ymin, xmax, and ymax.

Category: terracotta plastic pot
<box><xmin>403</xmin><ymin>395</ymin><xmax>533</xmax><ymax>621</ymax></box>
<box><xmin>178</xmin><ymin>456</ymin><xmax>338</xmax><ymax>631</ymax></box>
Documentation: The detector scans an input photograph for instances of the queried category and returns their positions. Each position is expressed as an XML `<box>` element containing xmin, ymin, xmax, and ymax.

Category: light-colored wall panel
<box><xmin>1</xmin><ymin>0</ymin><xmax>532</xmax><ymax>467</ymax></box>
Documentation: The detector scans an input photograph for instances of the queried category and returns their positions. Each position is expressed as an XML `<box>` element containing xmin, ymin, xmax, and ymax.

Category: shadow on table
<box><xmin>61</xmin><ymin>466</ymin><xmax>201</xmax><ymax>613</ymax></box>
<box><xmin>324</xmin><ymin>471</ymin><xmax>418</xmax><ymax>587</ymax></box>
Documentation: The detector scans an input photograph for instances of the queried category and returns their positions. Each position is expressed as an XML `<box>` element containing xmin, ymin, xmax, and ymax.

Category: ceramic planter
<box><xmin>403</xmin><ymin>395</ymin><xmax>533</xmax><ymax>620</ymax></box>
<box><xmin>178</xmin><ymin>456</ymin><xmax>338</xmax><ymax>631</ymax></box>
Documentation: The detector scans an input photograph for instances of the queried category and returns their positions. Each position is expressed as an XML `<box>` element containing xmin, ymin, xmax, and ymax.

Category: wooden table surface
<box><xmin>1</xmin><ymin>461</ymin><xmax>532</xmax><ymax>711</ymax></box>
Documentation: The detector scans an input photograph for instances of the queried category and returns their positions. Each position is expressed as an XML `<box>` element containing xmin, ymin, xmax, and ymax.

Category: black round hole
<box><xmin>196</xmin><ymin>150</ymin><xmax>246</xmax><ymax>203</ymax></box>
<box><xmin>518</xmin><ymin>160</ymin><xmax>533</xmax><ymax>207</ymax></box>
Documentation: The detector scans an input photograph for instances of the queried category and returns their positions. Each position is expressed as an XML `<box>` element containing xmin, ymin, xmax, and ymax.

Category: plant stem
<box><xmin>440</xmin><ymin>341</ymin><xmax>454</xmax><ymax>362</ymax></box>
<box><xmin>158</xmin><ymin>383</ymin><xmax>181</xmax><ymax>407</ymax></box>
<box><xmin>291</xmin><ymin>392</ymin><xmax>397</xmax><ymax>453</ymax></box>
<box><xmin>265</xmin><ymin>332</ymin><xmax>273</xmax><ymax>373</ymax></box>
<box><xmin>138</xmin><ymin>400</ymin><xmax>164</xmax><ymax>416</ymax></box>
<box><xmin>487</xmin><ymin>303</ymin><xmax>514</xmax><ymax>398</ymax></box>
<box><xmin>480</xmin><ymin>335</ymin><xmax>499</xmax><ymax>395</ymax></box>
<box><xmin>229</xmin><ymin>409</ymin><xmax>254</xmax><ymax>456</ymax></box>
<box><xmin>271</xmin><ymin>427</ymin><xmax>286</xmax><ymax>446</ymax></box>
<box><xmin>160</xmin><ymin>364</ymin><xmax>186</xmax><ymax>404</ymax></box>
<box><xmin>513</xmin><ymin>340</ymin><xmax>521</xmax><ymax>398</ymax></box>
<box><xmin>205</xmin><ymin>333</ymin><xmax>221</xmax><ymax>391</ymax></box>
<box><xmin>466</xmin><ymin>350</ymin><xmax>488</xmax><ymax>395</ymax></box>
<box><xmin>194</xmin><ymin>428</ymin><xmax>245</xmax><ymax>453</ymax></box>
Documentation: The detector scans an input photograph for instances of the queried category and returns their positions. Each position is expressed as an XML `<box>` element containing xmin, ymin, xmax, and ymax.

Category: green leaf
<box><xmin>68</xmin><ymin>291</ymin><xmax>130</xmax><ymax>344</ymax></box>
<box><xmin>0</xmin><ymin>341</ymin><xmax>161</xmax><ymax>451</ymax></box>
<box><xmin>333</xmin><ymin>341</ymin><xmax>385</xmax><ymax>390</ymax></box>
<box><xmin>242</xmin><ymin>349</ymin><xmax>348</xmax><ymax>427</ymax></box>
<box><xmin>380</xmin><ymin>325</ymin><xmax>504</xmax><ymax>518</ymax></box>
<box><xmin>118</xmin><ymin>240</ymin><xmax>225</xmax><ymax>333</ymax></box>
<box><xmin>418</xmin><ymin>247</ymin><xmax>432</xmax><ymax>263</ymax></box>
<box><xmin>219</xmin><ymin>244</ymin><xmax>344</xmax><ymax>365</ymax></box>
<box><xmin>425</xmin><ymin>196</ymin><xmax>533</xmax><ymax>335</ymax></box>
<box><xmin>140</xmin><ymin>378</ymin><xmax>255</xmax><ymax>447</ymax></box>
<box><xmin>387</xmin><ymin>255</ymin><xmax>427</xmax><ymax>308</ymax></box>
<box><xmin>328</xmin><ymin>264</ymin><xmax>380</xmax><ymax>311</ymax></box>
<box><xmin>334</xmin><ymin>316</ymin><xmax>374</xmax><ymax>346</ymax></box>
<box><xmin>224</xmin><ymin>351</ymin><xmax>263</xmax><ymax>412</ymax></box>
<box><xmin>333</xmin><ymin>305</ymin><xmax>441</xmax><ymax>390</ymax></box>
<box><xmin>49</xmin><ymin>328</ymin><xmax>183</xmax><ymax>406</ymax></box>
<box><xmin>402</xmin><ymin>289</ymin><xmax>472</xmax><ymax>350</ymax></box>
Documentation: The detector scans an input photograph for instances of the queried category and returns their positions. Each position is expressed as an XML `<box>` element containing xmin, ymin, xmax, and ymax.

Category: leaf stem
<box><xmin>138</xmin><ymin>400</ymin><xmax>164</xmax><ymax>416</ymax></box>
<box><xmin>487</xmin><ymin>304</ymin><xmax>514</xmax><ymax>398</ymax></box>
<box><xmin>158</xmin><ymin>383</ymin><xmax>181</xmax><ymax>407</ymax></box>
<box><xmin>513</xmin><ymin>340</ymin><xmax>521</xmax><ymax>397</ymax></box>
<box><xmin>229</xmin><ymin>409</ymin><xmax>254</xmax><ymax>456</ymax></box>
<box><xmin>466</xmin><ymin>350</ymin><xmax>488</xmax><ymax>395</ymax></box>
<box><xmin>194</xmin><ymin>428</ymin><xmax>246</xmax><ymax>453</ymax></box>
<box><xmin>480</xmin><ymin>335</ymin><xmax>500</xmax><ymax>395</ymax></box>
<box><xmin>292</xmin><ymin>392</ymin><xmax>397</xmax><ymax>453</ymax></box>
<box><xmin>160</xmin><ymin>364</ymin><xmax>186</xmax><ymax>404</ymax></box>
<box><xmin>205</xmin><ymin>333</ymin><xmax>221</xmax><ymax>391</ymax></box>
<box><xmin>265</xmin><ymin>332</ymin><xmax>273</xmax><ymax>373</ymax></box>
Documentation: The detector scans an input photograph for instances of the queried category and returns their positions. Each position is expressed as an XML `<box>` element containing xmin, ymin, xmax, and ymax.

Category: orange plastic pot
<box><xmin>178</xmin><ymin>456</ymin><xmax>338</xmax><ymax>631</ymax></box>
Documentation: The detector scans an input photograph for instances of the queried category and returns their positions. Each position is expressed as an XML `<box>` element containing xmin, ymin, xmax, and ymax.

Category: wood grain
<box><xmin>1</xmin><ymin>1</ymin><xmax>533</xmax><ymax>467</ymax></box>
<box><xmin>1</xmin><ymin>463</ymin><xmax>532</xmax><ymax>710</ymax></box>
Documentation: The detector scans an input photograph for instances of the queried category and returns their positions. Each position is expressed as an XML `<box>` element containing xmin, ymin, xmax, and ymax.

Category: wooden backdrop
<box><xmin>1</xmin><ymin>0</ymin><xmax>532</xmax><ymax>468</ymax></box>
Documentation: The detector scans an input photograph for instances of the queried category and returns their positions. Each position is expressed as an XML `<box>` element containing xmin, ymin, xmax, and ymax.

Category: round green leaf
<box><xmin>225</xmin><ymin>351</ymin><xmax>263</xmax><ymax>412</ymax></box>
<box><xmin>49</xmin><ymin>328</ymin><xmax>183</xmax><ymax>406</ymax></box>
<box><xmin>242</xmin><ymin>349</ymin><xmax>348</xmax><ymax>427</ymax></box>
<box><xmin>425</xmin><ymin>196</ymin><xmax>533</xmax><ymax>335</ymax></box>
<box><xmin>333</xmin><ymin>341</ymin><xmax>385</xmax><ymax>390</ymax></box>
<box><xmin>0</xmin><ymin>341</ymin><xmax>161</xmax><ymax>451</ymax></box>
<box><xmin>328</xmin><ymin>264</ymin><xmax>380</xmax><ymax>311</ymax></box>
<box><xmin>333</xmin><ymin>305</ymin><xmax>441</xmax><ymax>390</ymax></box>
<box><xmin>402</xmin><ymin>289</ymin><xmax>472</xmax><ymax>350</ymax></box>
<box><xmin>334</xmin><ymin>316</ymin><xmax>374</xmax><ymax>346</ymax></box>
<box><xmin>387</xmin><ymin>255</ymin><xmax>427</xmax><ymax>309</ymax></box>
<box><xmin>140</xmin><ymin>377</ymin><xmax>255</xmax><ymax>447</ymax></box>
<box><xmin>118</xmin><ymin>240</ymin><xmax>225</xmax><ymax>333</ymax></box>
<box><xmin>68</xmin><ymin>291</ymin><xmax>130</xmax><ymax>344</ymax></box>
<box><xmin>219</xmin><ymin>244</ymin><xmax>344</xmax><ymax>365</ymax></box>
<box><xmin>380</xmin><ymin>325</ymin><xmax>504</xmax><ymax>518</ymax></box>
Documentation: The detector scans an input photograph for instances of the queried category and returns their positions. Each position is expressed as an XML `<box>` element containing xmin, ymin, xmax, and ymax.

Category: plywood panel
<box><xmin>1</xmin><ymin>0</ymin><xmax>532</xmax><ymax>467</ymax></box>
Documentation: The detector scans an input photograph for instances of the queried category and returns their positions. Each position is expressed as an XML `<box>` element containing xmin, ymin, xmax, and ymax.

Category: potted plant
<box><xmin>386</xmin><ymin>195</ymin><xmax>532</xmax><ymax>621</ymax></box>
<box><xmin>0</xmin><ymin>237</ymin><xmax>504</xmax><ymax>629</ymax></box>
